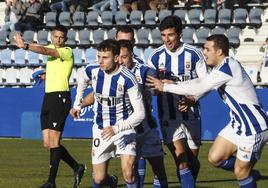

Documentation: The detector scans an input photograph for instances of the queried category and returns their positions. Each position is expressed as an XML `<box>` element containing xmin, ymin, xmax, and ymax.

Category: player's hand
<box><xmin>146</xmin><ymin>76</ymin><xmax>164</xmax><ymax>92</ymax></box>
<box><xmin>178</xmin><ymin>96</ymin><xmax>196</xmax><ymax>112</ymax></box>
<box><xmin>14</xmin><ymin>32</ymin><xmax>25</xmax><ymax>49</ymax></box>
<box><xmin>162</xmin><ymin>79</ymin><xmax>175</xmax><ymax>84</ymax></box>
<box><xmin>69</xmin><ymin>108</ymin><xmax>81</xmax><ymax>119</ymax></box>
<box><xmin>101</xmin><ymin>126</ymin><xmax>115</xmax><ymax>140</ymax></box>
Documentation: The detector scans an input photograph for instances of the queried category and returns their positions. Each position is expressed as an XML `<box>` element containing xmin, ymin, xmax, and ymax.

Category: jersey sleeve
<box><xmin>112</xmin><ymin>85</ymin><xmax>145</xmax><ymax>134</ymax></box>
<box><xmin>73</xmin><ymin>67</ymin><xmax>91</xmax><ymax>110</ymax></box>
<box><xmin>163</xmin><ymin>68</ymin><xmax>233</xmax><ymax>97</ymax></box>
<box><xmin>56</xmin><ymin>47</ymin><xmax>73</xmax><ymax>61</ymax></box>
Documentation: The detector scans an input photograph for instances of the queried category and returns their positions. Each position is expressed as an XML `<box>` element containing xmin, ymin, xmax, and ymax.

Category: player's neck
<box><xmin>170</xmin><ymin>41</ymin><xmax>182</xmax><ymax>52</ymax></box>
<box><xmin>105</xmin><ymin>63</ymin><xmax>119</xmax><ymax>74</ymax></box>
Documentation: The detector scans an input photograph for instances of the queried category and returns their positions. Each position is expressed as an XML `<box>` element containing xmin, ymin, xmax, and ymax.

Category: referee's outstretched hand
<box><xmin>14</xmin><ymin>32</ymin><xmax>25</xmax><ymax>49</ymax></box>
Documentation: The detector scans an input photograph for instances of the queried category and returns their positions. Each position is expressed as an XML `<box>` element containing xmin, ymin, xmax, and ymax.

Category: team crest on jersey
<box><xmin>185</xmin><ymin>61</ymin><xmax>191</xmax><ymax>69</ymax></box>
<box><xmin>92</xmin><ymin>76</ymin><xmax>97</xmax><ymax>81</ymax></box>
<box><xmin>118</xmin><ymin>84</ymin><xmax>123</xmax><ymax>92</ymax></box>
<box><xmin>136</xmin><ymin>76</ymin><xmax>141</xmax><ymax>83</ymax></box>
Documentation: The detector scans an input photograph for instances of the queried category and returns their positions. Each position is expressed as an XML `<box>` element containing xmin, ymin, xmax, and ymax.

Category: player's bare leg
<box><xmin>121</xmin><ymin>154</ymin><xmax>137</xmax><ymax>187</ymax></box>
<box><xmin>167</xmin><ymin>138</ymin><xmax>195</xmax><ymax>188</ymax></box>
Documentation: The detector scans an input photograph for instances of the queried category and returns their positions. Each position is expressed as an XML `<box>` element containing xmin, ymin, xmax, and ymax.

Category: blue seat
<box><xmin>92</xmin><ymin>29</ymin><xmax>105</xmax><ymax>44</ymax></box>
<box><xmin>144</xmin><ymin>10</ymin><xmax>157</xmax><ymax>25</ymax></box>
<box><xmin>129</xmin><ymin>10</ymin><xmax>142</xmax><ymax>25</ymax></box>
<box><xmin>101</xmin><ymin>11</ymin><xmax>113</xmax><ymax>27</ymax></box>
<box><xmin>0</xmin><ymin>30</ymin><xmax>8</xmax><ymax>47</ymax></box>
<box><xmin>218</xmin><ymin>8</ymin><xmax>232</xmax><ymax>27</ymax></box>
<box><xmin>107</xmin><ymin>29</ymin><xmax>117</xmax><ymax>39</ymax></box>
<box><xmin>45</xmin><ymin>12</ymin><xmax>57</xmax><ymax>27</ymax></box>
<box><xmin>73</xmin><ymin>48</ymin><xmax>84</xmax><ymax>65</ymax></box>
<box><xmin>195</xmin><ymin>27</ymin><xmax>210</xmax><ymax>46</ymax></box>
<box><xmin>173</xmin><ymin>9</ymin><xmax>187</xmax><ymax>24</ymax></box>
<box><xmin>78</xmin><ymin>29</ymin><xmax>91</xmax><ymax>48</ymax></box>
<box><xmin>210</xmin><ymin>27</ymin><xmax>226</xmax><ymax>35</ymax></box>
<box><xmin>85</xmin><ymin>47</ymin><xmax>97</xmax><ymax>64</ymax></box>
<box><xmin>158</xmin><ymin>10</ymin><xmax>172</xmax><ymax>22</ymax></box>
<box><xmin>8</xmin><ymin>31</ymin><xmax>16</xmax><ymax>47</ymax></box>
<box><xmin>87</xmin><ymin>11</ymin><xmax>99</xmax><ymax>28</ymax></box>
<box><xmin>204</xmin><ymin>9</ymin><xmax>216</xmax><ymax>25</ymax></box>
<box><xmin>65</xmin><ymin>30</ymin><xmax>77</xmax><ymax>47</ymax></box>
<box><xmin>0</xmin><ymin>48</ymin><xmax>13</xmax><ymax>66</ymax></box>
<box><xmin>188</xmin><ymin>9</ymin><xmax>201</xmax><ymax>26</ymax></box>
<box><xmin>136</xmin><ymin>28</ymin><xmax>150</xmax><ymax>45</ymax></box>
<box><xmin>28</xmin><ymin>51</ymin><xmax>40</xmax><ymax>66</ymax></box>
<box><xmin>143</xmin><ymin>47</ymin><xmax>154</xmax><ymax>63</ymax></box>
<box><xmin>72</xmin><ymin>11</ymin><xmax>85</xmax><ymax>28</ymax></box>
<box><xmin>59</xmin><ymin>11</ymin><xmax>71</xmax><ymax>27</ymax></box>
<box><xmin>182</xmin><ymin>27</ymin><xmax>195</xmax><ymax>44</ymax></box>
<box><xmin>233</xmin><ymin>8</ymin><xmax>248</xmax><ymax>28</ymax></box>
<box><xmin>14</xmin><ymin>49</ymin><xmax>27</xmax><ymax>66</ymax></box>
<box><xmin>151</xmin><ymin>28</ymin><xmax>162</xmax><ymax>45</ymax></box>
<box><xmin>249</xmin><ymin>7</ymin><xmax>262</xmax><ymax>28</ymax></box>
<box><xmin>115</xmin><ymin>10</ymin><xmax>128</xmax><ymax>25</ymax></box>
<box><xmin>23</xmin><ymin>30</ymin><xmax>35</xmax><ymax>43</ymax></box>
<box><xmin>37</xmin><ymin>30</ymin><xmax>49</xmax><ymax>45</ymax></box>
<box><xmin>226</xmin><ymin>27</ymin><xmax>241</xmax><ymax>49</ymax></box>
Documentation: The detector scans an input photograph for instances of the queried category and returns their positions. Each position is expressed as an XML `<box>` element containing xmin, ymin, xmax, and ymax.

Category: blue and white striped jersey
<box><xmin>74</xmin><ymin>65</ymin><xmax>145</xmax><ymax>131</ymax></box>
<box><xmin>164</xmin><ymin>57</ymin><xmax>268</xmax><ymax>136</ymax></box>
<box><xmin>148</xmin><ymin>43</ymin><xmax>207</xmax><ymax>121</ymax></box>
<box><xmin>131</xmin><ymin>61</ymin><xmax>158</xmax><ymax>129</ymax></box>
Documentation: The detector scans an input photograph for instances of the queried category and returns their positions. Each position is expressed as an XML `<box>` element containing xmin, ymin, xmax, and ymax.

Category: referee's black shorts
<box><xmin>41</xmin><ymin>91</ymin><xmax>71</xmax><ymax>132</ymax></box>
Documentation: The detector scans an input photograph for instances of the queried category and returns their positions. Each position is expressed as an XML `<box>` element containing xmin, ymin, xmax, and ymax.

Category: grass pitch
<box><xmin>0</xmin><ymin>139</ymin><xmax>267</xmax><ymax>188</ymax></box>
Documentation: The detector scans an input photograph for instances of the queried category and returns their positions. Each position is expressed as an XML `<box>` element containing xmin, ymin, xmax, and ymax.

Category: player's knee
<box><xmin>93</xmin><ymin>174</ymin><xmax>106</xmax><ymax>184</ymax></box>
<box><xmin>208</xmin><ymin>152</ymin><xmax>221</xmax><ymax>167</ymax></box>
<box><xmin>234</xmin><ymin>166</ymin><xmax>250</xmax><ymax>180</ymax></box>
<box><xmin>42</xmin><ymin>141</ymin><xmax>50</xmax><ymax>149</ymax></box>
<box><xmin>122</xmin><ymin>167</ymin><xmax>134</xmax><ymax>182</ymax></box>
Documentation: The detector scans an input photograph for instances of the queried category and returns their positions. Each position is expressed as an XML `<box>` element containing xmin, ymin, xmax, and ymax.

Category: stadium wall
<box><xmin>0</xmin><ymin>88</ymin><xmax>268</xmax><ymax>140</ymax></box>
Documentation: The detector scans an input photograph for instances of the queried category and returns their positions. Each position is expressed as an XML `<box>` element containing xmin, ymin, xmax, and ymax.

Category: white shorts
<box><xmin>92</xmin><ymin>124</ymin><xmax>136</xmax><ymax>165</ymax></box>
<box><xmin>181</xmin><ymin>119</ymin><xmax>201</xmax><ymax>149</ymax></box>
<box><xmin>160</xmin><ymin>118</ymin><xmax>201</xmax><ymax>149</ymax></box>
<box><xmin>136</xmin><ymin>127</ymin><xmax>164</xmax><ymax>158</ymax></box>
<box><xmin>219</xmin><ymin>123</ymin><xmax>268</xmax><ymax>162</ymax></box>
<box><xmin>160</xmin><ymin>119</ymin><xmax>185</xmax><ymax>144</ymax></box>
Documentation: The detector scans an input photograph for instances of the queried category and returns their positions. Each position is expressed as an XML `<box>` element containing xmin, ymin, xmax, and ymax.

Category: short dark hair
<box><xmin>97</xmin><ymin>39</ymin><xmax>120</xmax><ymax>56</ymax></box>
<box><xmin>118</xmin><ymin>40</ymin><xmax>133</xmax><ymax>53</ymax></box>
<box><xmin>53</xmin><ymin>25</ymin><xmax>68</xmax><ymax>37</ymax></box>
<box><xmin>159</xmin><ymin>15</ymin><xmax>183</xmax><ymax>35</ymax></box>
<box><xmin>206</xmin><ymin>34</ymin><xmax>229</xmax><ymax>56</ymax></box>
<box><xmin>116</xmin><ymin>26</ymin><xmax>135</xmax><ymax>40</ymax></box>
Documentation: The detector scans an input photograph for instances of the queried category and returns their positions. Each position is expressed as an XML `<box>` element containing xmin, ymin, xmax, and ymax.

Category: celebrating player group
<box><xmin>69</xmin><ymin>15</ymin><xmax>268</xmax><ymax>188</ymax></box>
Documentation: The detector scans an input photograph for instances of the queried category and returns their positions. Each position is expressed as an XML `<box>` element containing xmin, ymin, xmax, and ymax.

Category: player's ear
<box><xmin>114</xmin><ymin>54</ymin><xmax>119</xmax><ymax>63</ymax></box>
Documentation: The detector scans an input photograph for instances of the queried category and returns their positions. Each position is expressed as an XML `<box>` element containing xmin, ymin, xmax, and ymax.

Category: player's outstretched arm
<box><xmin>14</xmin><ymin>32</ymin><xmax>60</xmax><ymax>58</ymax></box>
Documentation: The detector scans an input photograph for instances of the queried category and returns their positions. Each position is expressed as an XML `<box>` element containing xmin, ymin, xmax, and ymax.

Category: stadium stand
<box><xmin>0</xmin><ymin>0</ymin><xmax>268</xmax><ymax>87</ymax></box>
<box><xmin>115</xmin><ymin>10</ymin><xmax>129</xmax><ymax>25</ymax></box>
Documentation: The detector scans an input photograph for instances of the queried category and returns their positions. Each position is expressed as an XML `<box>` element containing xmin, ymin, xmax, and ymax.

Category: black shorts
<box><xmin>41</xmin><ymin>91</ymin><xmax>71</xmax><ymax>132</ymax></box>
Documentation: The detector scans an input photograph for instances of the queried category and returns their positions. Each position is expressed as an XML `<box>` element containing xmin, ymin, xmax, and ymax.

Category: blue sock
<box><xmin>179</xmin><ymin>168</ymin><xmax>196</xmax><ymax>188</ymax></box>
<box><xmin>93</xmin><ymin>180</ymin><xmax>101</xmax><ymax>188</ymax></box>
<box><xmin>138</xmin><ymin>158</ymin><xmax>146</xmax><ymax>188</ymax></box>
<box><xmin>239</xmin><ymin>176</ymin><xmax>257</xmax><ymax>188</ymax></box>
<box><xmin>126</xmin><ymin>179</ymin><xmax>138</xmax><ymax>188</ymax></box>
<box><xmin>93</xmin><ymin>175</ymin><xmax>114</xmax><ymax>188</ymax></box>
<box><xmin>153</xmin><ymin>177</ymin><xmax>168</xmax><ymax>188</ymax></box>
<box><xmin>218</xmin><ymin>156</ymin><xmax>235</xmax><ymax>171</ymax></box>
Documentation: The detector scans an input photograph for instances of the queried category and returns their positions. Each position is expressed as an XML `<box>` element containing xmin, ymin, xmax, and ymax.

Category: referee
<box><xmin>14</xmin><ymin>25</ymin><xmax>85</xmax><ymax>188</ymax></box>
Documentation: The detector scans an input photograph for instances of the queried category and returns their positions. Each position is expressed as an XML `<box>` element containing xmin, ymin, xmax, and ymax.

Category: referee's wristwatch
<box><xmin>23</xmin><ymin>43</ymin><xmax>30</xmax><ymax>50</ymax></box>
